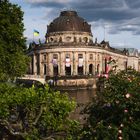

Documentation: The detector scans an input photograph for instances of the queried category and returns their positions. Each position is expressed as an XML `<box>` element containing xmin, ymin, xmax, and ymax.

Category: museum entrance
<box><xmin>53</xmin><ymin>65</ymin><xmax>58</xmax><ymax>76</ymax></box>
<box><xmin>78</xmin><ymin>66</ymin><xmax>83</xmax><ymax>75</ymax></box>
<box><xmin>65</xmin><ymin>66</ymin><xmax>71</xmax><ymax>75</ymax></box>
<box><xmin>89</xmin><ymin>64</ymin><xmax>93</xmax><ymax>75</ymax></box>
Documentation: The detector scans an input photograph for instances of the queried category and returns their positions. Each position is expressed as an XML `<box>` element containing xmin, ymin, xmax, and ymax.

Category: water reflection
<box><xmin>63</xmin><ymin>89</ymin><xmax>96</xmax><ymax>124</ymax></box>
<box><xmin>67</xmin><ymin>89</ymin><xmax>96</xmax><ymax>104</ymax></box>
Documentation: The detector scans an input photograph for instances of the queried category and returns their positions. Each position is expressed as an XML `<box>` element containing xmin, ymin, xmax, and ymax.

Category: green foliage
<box><xmin>0</xmin><ymin>0</ymin><xmax>29</xmax><ymax>81</ymax></box>
<box><xmin>0</xmin><ymin>83</ymin><xmax>79</xmax><ymax>140</ymax></box>
<box><xmin>81</xmin><ymin>69</ymin><xmax>140</xmax><ymax>140</ymax></box>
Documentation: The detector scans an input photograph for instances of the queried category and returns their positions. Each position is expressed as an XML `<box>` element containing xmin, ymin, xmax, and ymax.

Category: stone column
<box><xmin>32</xmin><ymin>54</ymin><xmax>34</xmax><ymax>75</ymax></box>
<box><xmin>45</xmin><ymin>53</ymin><xmax>48</xmax><ymax>76</ymax></box>
<box><xmin>37</xmin><ymin>54</ymin><xmax>40</xmax><ymax>76</ymax></box>
<box><xmin>94</xmin><ymin>53</ymin><xmax>96</xmax><ymax>75</ymax></box>
<box><xmin>83</xmin><ymin>52</ymin><xmax>85</xmax><ymax>75</ymax></box>
<box><xmin>72</xmin><ymin>51</ymin><xmax>74</xmax><ymax>75</ymax></box>
<box><xmin>47</xmin><ymin>53</ymin><xmax>52</xmax><ymax>76</ymax></box>
<box><xmin>61</xmin><ymin>52</ymin><xmax>65</xmax><ymax>76</ymax></box>
<box><xmin>33</xmin><ymin>54</ymin><xmax>37</xmax><ymax>75</ymax></box>
<box><xmin>39</xmin><ymin>54</ymin><xmax>43</xmax><ymax>77</ymax></box>
<box><xmin>72</xmin><ymin>51</ymin><xmax>77</xmax><ymax>75</ymax></box>
<box><xmin>59</xmin><ymin>52</ymin><xmax>61</xmax><ymax>75</ymax></box>
<box><xmin>75</xmin><ymin>52</ymin><xmax>78</xmax><ymax>75</ymax></box>
<box><xmin>59</xmin><ymin>52</ymin><xmax>65</xmax><ymax>76</ymax></box>
<box><xmin>85</xmin><ymin>52</ymin><xmax>87</xmax><ymax>75</ymax></box>
<box><xmin>100</xmin><ymin>54</ymin><xmax>103</xmax><ymax>74</ymax></box>
<box><xmin>70</xmin><ymin>52</ymin><xmax>73</xmax><ymax>75</ymax></box>
<box><xmin>102</xmin><ymin>54</ymin><xmax>105</xmax><ymax>73</ymax></box>
<box><xmin>29</xmin><ymin>57</ymin><xmax>32</xmax><ymax>74</ymax></box>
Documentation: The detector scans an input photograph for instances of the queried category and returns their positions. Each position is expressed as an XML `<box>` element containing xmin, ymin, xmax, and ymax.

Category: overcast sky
<box><xmin>10</xmin><ymin>0</ymin><xmax>140</xmax><ymax>49</ymax></box>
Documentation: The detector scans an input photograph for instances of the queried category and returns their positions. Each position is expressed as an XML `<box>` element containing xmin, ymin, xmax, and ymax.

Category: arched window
<box><xmin>83</xmin><ymin>37</ymin><xmax>88</xmax><ymax>43</ymax></box>
<box><xmin>66</xmin><ymin>36</ymin><xmax>71</xmax><ymax>42</ymax></box>
<box><xmin>74</xmin><ymin>37</ymin><xmax>77</xmax><ymax>43</ymax></box>
<box><xmin>79</xmin><ymin>37</ymin><xmax>82</xmax><ymax>42</ymax></box>
<box><xmin>89</xmin><ymin>54</ymin><xmax>93</xmax><ymax>60</ymax></box>
<box><xmin>36</xmin><ymin>54</ymin><xmax>40</xmax><ymax>75</ymax></box>
<box><xmin>59</xmin><ymin>37</ymin><xmax>62</xmax><ymax>42</ymax></box>
<box><xmin>31</xmin><ymin>55</ymin><xmax>34</xmax><ymax>74</ymax></box>
<box><xmin>50</xmin><ymin>37</ymin><xmax>53</xmax><ymax>42</ymax></box>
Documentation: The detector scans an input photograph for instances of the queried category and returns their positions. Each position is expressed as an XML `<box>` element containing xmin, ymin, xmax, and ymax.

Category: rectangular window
<box><xmin>66</xmin><ymin>53</ymin><xmax>70</xmax><ymax>58</ymax></box>
<box><xmin>89</xmin><ymin>54</ymin><xmax>93</xmax><ymax>60</ymax></box>
<box><xmin>78</xmin><ymin>54</ymin><xmax>83</xmax><ymax>58</ymax></box>
<box><xmin>53</xmin><ymin>54</ymin><xmax>58</xmax><ymax>59</ymax></box>
<box><xmin>97</xmin><ymin>54</ymin><xmax>100</xmax><ymax>60</ymax></box>
<box><xmin>44</xmin><ymin>54</ymin><xmax>46</xmax><ymax>60</ymax></box>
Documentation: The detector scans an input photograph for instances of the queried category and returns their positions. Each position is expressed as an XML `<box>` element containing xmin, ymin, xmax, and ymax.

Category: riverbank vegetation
<box><xmin>81</xmin><ymin>69</ymin><xmax>140</xmax><ymax>140</ymax></box>
<box><xmin>0</xmin><ymin>84</ymin><xmax>79</xmax><ymax>139</ymax></box>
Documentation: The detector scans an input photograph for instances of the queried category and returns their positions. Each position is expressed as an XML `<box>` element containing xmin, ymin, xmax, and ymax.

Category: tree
<box><xmin>81</xmin><ymin>69</ymin><xmax>140</xmax><ymax>140</ymax></box>
<box><xmin>0</xmin><ymin>83</ymin><xmax>79</xmax><ymax>140</ymax></box>
<box><xmin>0</xmin><ymin>0</ymin><xmax>29</xmax><ymax>81</ymax></box>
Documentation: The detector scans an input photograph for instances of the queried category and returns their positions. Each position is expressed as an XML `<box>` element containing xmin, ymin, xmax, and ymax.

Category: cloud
<box><xmin>26</xmin><ymin>0</ymin><xmax>70</xmax><ymax>3</ymax></box>
<box><xmin>25</xmin><ymin>0</ymin><xmax>72</xmax><ymax>8</ymax></box>
<box><xmin>25</xmin><ymin>0</ymin><xmax>140</xmax><ymax>35</ymax></box>
<box><xmin>125</xmin><ymin>0</ymin><xmax>140</xmax><ymax>8</ymax></box>
<box><xmin>106</xmin><ymin>16</ymin><xmax>140</xmax><ymax>35</ymax></box>
<box><xmin>72</xmin><ymin>0</ymin><xmax>124</xmax><ymax>9</ymax></box>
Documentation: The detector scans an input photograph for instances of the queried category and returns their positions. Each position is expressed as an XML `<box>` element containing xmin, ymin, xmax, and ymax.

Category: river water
<box><xmin>62</xmin><ymin>89</ymin><xmax>96</xmax><ymax>124</ymax></box>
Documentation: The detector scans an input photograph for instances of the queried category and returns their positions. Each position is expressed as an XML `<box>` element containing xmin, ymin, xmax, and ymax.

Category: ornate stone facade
<box><xmin>27</xmin><ymin>10</ymin><xmax>139</xmax><ymax>88</ymax></box>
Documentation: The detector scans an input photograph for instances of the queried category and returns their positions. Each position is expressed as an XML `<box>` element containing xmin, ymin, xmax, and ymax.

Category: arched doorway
<box><xmin>97</xmin><ymin>64</ymin><xmax>100</xmax><ymax>74</ymax></box>
<box><xmin>44</xmin><ymin>64</ymin><xmax>46</xmax><ymax>75</ymax></box>
<box><xmin>65</xmin><ymin>66</ymin><xmax>71</xmax><ymax>75</ymax></box>
<box><xmin>78</xmin><ymin>66</ymin><xmax>83</xmax><ymax>75</ymax></box>
<box><xmin>89</xmin><ymin>64</ymin><xmax>93</xmax><ymax>75</ymax></box>
<box><xmin>53</xmin><ymin>65</ymin><xmax>58</xmax><ymax>76</ymax></box>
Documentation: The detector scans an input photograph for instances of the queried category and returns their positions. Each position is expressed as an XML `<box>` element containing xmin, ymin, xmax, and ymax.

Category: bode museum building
<box><xmin>27</xmin><ymin>10</ymin><xmax>140</xmax><ymax>89</ymax></box>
